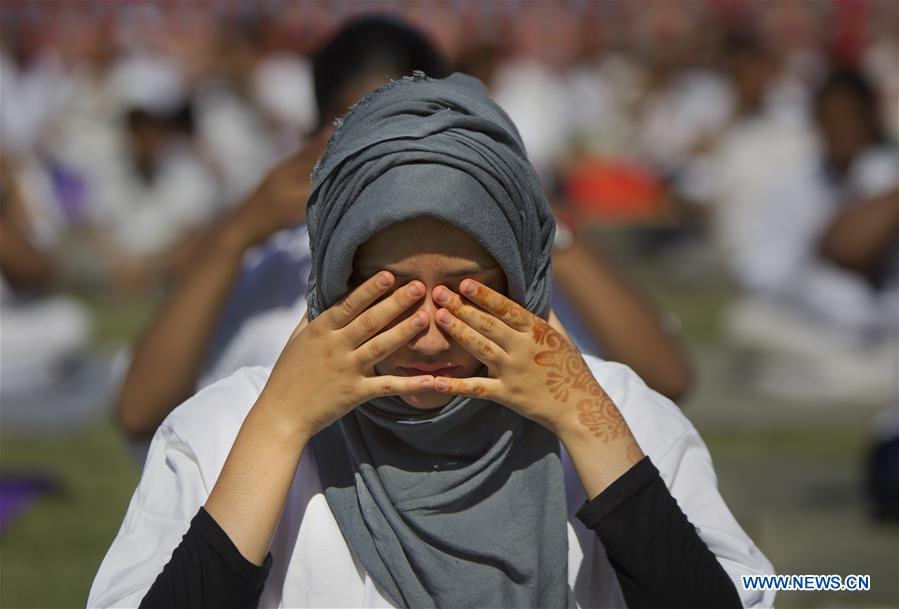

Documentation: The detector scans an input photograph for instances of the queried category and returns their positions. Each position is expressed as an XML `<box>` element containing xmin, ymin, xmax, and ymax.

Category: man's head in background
<box><xmin>311</xmin><ymin>14</ymin><xmax>450</xmax><ymax>132</ymax></box>
<box><xmin>815</xmin><ymin>68</ymin><xmax>885</xmax><ymax>176</ymax></box>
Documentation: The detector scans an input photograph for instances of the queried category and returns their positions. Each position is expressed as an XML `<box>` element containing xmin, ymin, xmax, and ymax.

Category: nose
<box><xmin>408</xmin><ymin>291</ymin><xmax>451</xmax><ymax>355</ymax></box>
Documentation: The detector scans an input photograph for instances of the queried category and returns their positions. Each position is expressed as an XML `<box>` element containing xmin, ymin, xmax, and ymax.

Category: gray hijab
<box><xmin>305</xmin><ymin>73</ymin><xmax>574</xmax><ymax>608</ymax></box>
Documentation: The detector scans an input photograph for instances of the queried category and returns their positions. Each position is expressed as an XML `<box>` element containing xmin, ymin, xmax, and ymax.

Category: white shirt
<box><xmin>632</xmin><ymin>70</ymin><xmax>734</xmax><ymax>175</ymax></box>
<box><xmin>195</xmin><ymin>82</ymin><xmax>280</xmax><ymax>207</ymax></box>
<box><xmin>198</xmin><ymin>226</ymin><xmax>311</xmax><ymax>390</ymax></box>
<box><xmin>94</xmin><ymin>142</ymin><xmax>221</xmax><ymax>258</ymax></box>
<box><xmin>733</xmin><ymin>145</ymin><xmax>899</xmax><ymax>335</ymax></box>
<box><xmin>89</xmin><ymin>356</ymin><xmax>775</xmax><ymax>608</ymax></box>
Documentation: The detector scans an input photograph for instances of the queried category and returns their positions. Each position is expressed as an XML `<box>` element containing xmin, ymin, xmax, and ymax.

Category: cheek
<box><xmin>453</xmin><ymin>348</ymin><xmax>485</xmax><ymax>374</ymax></box>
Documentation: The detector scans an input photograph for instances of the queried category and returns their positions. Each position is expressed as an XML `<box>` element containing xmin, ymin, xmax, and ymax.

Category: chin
<box><xmin>399</xmin><ymin>391</ymin><xmax>454</xmax><ymax>410</ymax></box>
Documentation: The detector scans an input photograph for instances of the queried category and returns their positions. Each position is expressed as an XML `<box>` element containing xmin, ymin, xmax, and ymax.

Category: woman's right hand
<box><xmin>257</xmin><ymin>271</ymin><xmax>435</xmax><ymax>440</ymax></box>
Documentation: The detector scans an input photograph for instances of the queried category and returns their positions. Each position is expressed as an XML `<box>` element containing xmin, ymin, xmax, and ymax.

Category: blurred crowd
<box><xmin>1</xmin><ymin>1</ymin><xmax>897</xmax><ymax>512</ymax></box>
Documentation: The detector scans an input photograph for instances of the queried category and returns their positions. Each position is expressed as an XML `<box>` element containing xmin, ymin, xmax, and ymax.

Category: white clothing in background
<box><xmin>492</xmin><ymin>59</ymin><xmax>576</xmax><ymax>180</ymax></box>
<box><xmin>198</xmin><ymin>226</ymin><xmax>311</xmax><ymax>389</ymax></box>
<box><xmin>107</xmin><ymin>54</ymin><xmax>186</xmax><ymax>117</ymax></box>
<box><xmin>739</xmin><ymin>145</ymin><xmax>898</xmax><ymax>335</ymax></box>
<box><xmin>89</xmin><ymin>356</ymin><xmax>775</xmax><ymax>608</ymax></box>
<box><xmin>94</xmin><ymin>142</ymin><xmax>220</xmax><ymax>258</ymax></box>
<box><xmin>701</xmin><ymin>111</ymin><xmax>817</xmax><ymax>293</ymax></box>
<box><xmin>564</xmin><ymin>55</ymin><xmax>642</xmax><ymax>158</ymax></box>
<box><xmin>252</xmin><ymin>54</ymin><xmax>318</xmax><ymax>149</ymax></box>
<box><xmin>0</xmin><ymin>288</ymin><xmax>91</xmax><ymax>397</ymax></box>
<box><xmin>632</xmin><ymin>70</ymin><xmax>733</xmax><ymax>176</ymax></box>
<box><xmin>0</xmin><ymin>51</ymin><xmax>67</xmax><ymax>156</ymax></box>
<box><xmin>195</xmin><ymin>82</ymin><xmax>280</xmax><ymax>207</ymax></box>
<box><xmin>721</xmin><ymin>144</ymin><xmax>899</xmax><ymax>402</ymax></box>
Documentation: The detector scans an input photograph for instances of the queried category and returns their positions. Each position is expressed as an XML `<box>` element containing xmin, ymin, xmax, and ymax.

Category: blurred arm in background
<box><xmin>113</xmin><ymin>134</ymin><xmax>327</xmax><ymax>440</ymax></box>
<box><xmin>819</xmin><ymin>187</ymin><xmax>899</xmax><ymax>277</ymax></box>
<box><xmin>551</xmin><ymin>212</ymin><xmax>693</xmax><ymax>402</ymax></box>
<box><xmin>114</xmin><ymin>15</ymin><xmax>452</xmax><ymax>442</ymax></box>
<box><xmin>0</xmin><ymin>156</ymin><xmax>53</xmax><ymax>289</ymax></box>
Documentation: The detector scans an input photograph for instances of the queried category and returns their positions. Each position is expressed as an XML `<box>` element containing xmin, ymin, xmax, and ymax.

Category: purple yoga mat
<box><xmin>0</xmin><ymin>475</ymin><xmax>60</xmax><ymax>534</ymax></box>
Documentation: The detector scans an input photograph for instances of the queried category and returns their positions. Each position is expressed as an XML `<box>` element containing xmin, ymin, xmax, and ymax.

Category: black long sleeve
<box><xmin>576</xmin><ymin>456</ymin><xmax>742</xmax><ymax>609</ymax></box>
<box><xmin>139</xmin><ymin>459</ymin><xmax>739</xmax><ymax>609</ymax></box>
<box><xmin>140</xmin><ymin>507</ymin><xmax>271</xmax><ymax>609</ymax></box>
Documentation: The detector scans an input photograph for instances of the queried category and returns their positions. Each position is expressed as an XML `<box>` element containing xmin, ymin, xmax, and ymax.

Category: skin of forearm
<box><xmin>819</xmin><ymin>189</ymin><xmax>899</xmax><ymax>275</ymax></box>
<box><xmin>114</xmin><ymin>221</ymin><xmax>248</xmax><ymax>439</ymax></box>
<box><xmin>0</xmin><ymin>222</ymin><xmax>53</xmax><ymax>288</ymax></box>
<box><xmin>551</xmin><ymin>386</ymin><xmax>643</xmax><ymax>500</ymax></box>
<box><xmin>552</xmin><ymin>241</ymin><xmax>692</xmax><ymax>400</ymax></box>
<box><xmin>204</xmin><ymin>396</ymin><xmax>311</xmax><ymax>566</ymax></box>
<box><xmin>1</xmin><ymin>174</ymin><xmax>53</xmax><ymax>287</ymax></box>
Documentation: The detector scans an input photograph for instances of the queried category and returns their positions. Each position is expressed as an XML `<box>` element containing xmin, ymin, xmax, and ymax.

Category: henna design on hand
<box><xmin>576</xmin><ymin>394</ymin><xmax>627</xmax><ymax>442</ymax></box>
<box><xmin>533</xmin><ymin>325</ymin><xmax>600</xmax><ymax>402</ymax></box>
<box><xmin>455</xmin><ymin>380</ymin><xmax>486</xmax><ymax>396</ymax></box>
<box><xmin>531</xmin><ymin>321</ymin><xmax>552</xmax><ymax>346</ymax></box>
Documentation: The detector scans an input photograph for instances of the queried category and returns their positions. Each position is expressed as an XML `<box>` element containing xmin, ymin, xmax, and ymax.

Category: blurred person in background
<box><xmin>678</xmin><ymin>30</ymin><xmax>815</xmax><ymax>270</ymax></box>
<box><xmin>627</xmin><ymin>2</ymin><xmax>733</xmax><ymax>185</ymax></box>
<box><xmin>723</xmin><ymin>68</ymin><xmax>898</xmax><ymax>401</ymax></box>
<box><xmin>490</xmin><ymin>3</ymin><xmax>582</xmax><ymax>182</ymax></box>
<box><xmin>0</xmin><ymin>153</ymin><xmax>111</xmax><ymax>432</ymax></box>
<box><xmin>114</xmin><ymin>14</ymin><xmax>692</xmax><ymax>456</ymax></box>
<box><xmin>27</xmin><ymin>35</ymin><xmax>224</xmax><ymax>291</ymax></box>
<box><xmin>190</xmin><ymin>16</ymin><xmax>286</xmax><ymax>208</ymax></box>
<box><xmin>0</xmin><ymin>26</ymin><xmax>67</xmax><ymax>159</ymax></box>
<box><xmin>822</xmin><ymin>177</ymin><xmax>899</xmax><ymax>522</ymax></box>
<box><xmin>814</xmin><ymin>81</ymin><xmax>899</xmax><ymax>522</ymax></box>
<box><xmin>113</xmin><ymin>15</ymin><xmax>450</xmax><ymax>448</ymax></box>
<box><xmin>90</xmin><ymin>84</ymin><xmax>221</xmax><ymax>292</ymax></box>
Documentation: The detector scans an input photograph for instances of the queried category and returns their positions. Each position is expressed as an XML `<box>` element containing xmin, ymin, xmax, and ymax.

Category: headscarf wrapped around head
<box><xmin>305</xmin><ymin>72</ymin><xmax>554</xmax><ymax>320</ymax></box>
<box><xmin>305</xmin><ymin>73</ymin><xmax>574</xmax><ymax>608</ymax></box>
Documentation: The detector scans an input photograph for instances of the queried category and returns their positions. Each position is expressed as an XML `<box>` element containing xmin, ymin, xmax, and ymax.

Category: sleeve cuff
<box><xmin>193</xmin><ymin>507</ymin><xmax>273</xmax><ymax>581</ymax></box>
<box><xmin>575</xmin><ymin>456</ymin><xmax>659</xmax><ymax>529</ymax></box>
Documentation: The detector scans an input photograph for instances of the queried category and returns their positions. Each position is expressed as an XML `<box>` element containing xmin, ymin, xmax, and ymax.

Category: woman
<box><xmin>89</xmin><ymin>74</ymin><xmax>773</xmax><ymax>608</ymax></box>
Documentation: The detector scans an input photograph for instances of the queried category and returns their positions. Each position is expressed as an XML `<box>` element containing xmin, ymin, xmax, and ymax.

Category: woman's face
<box><xmin>352</xmin><ymin>216</ymin><xmax>508</xmax><ymax>410</ymax></box>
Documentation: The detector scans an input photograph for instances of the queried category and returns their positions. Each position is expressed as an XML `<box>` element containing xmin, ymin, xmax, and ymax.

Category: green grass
<box><xmin>1</xmin><ymin>422</ymin><xmax>140</xmax><ymax>608</ymax></box>
<box><xmin>1</xmin><ymin>289</ymin><xmax>148</xmax><ymax>608</ymax></box>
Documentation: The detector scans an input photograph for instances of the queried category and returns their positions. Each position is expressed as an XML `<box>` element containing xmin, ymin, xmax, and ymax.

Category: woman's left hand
<box><xmin>431</xmin><ymin>279</ymin><xmax>630</xmax><ymax>443</ymax></box>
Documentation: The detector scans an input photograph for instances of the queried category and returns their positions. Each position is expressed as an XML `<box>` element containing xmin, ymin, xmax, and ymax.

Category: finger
<box><xmin>435</xmin><ymin>308</ymin><xmax>506</xmax><ymax>366</ymax></box>
<box><xmin>458</xmin><ymin>279</ymin><xmax>532</xmax><ymax>332</ymax></box>
<box><xmin>432</xmin><ymin>376</ymin><xmax>502</xmax><ymax>400</ymax></box>
<box><xmin>344</xmin><ymin>280</ymin><xmax>426</xmax><ymax>346</ymax></box>
<box><xmin>326</xmin><ymin>271</ymin><xmax>396</xmax><ymax>328</ymax></box>
<box><xmin>433</xmin><ymin>286</ymin><xmax>515</xmax><ymax>347</ymax></box>
<box><xmin>356</xmin><ymin>310</ymin><xmax>429</xmax><ymax>365</ymax></box>
<box><xmin>363</xmin><ymin>374</ymin><xmax>436</xmax><ymax>398</ymax></box>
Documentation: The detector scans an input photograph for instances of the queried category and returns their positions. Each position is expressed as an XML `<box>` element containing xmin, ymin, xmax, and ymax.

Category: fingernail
<box><xmin>408</xmin><ymin>282</ymin><xmax>424</xmax><ymax>297</ymax></box>
<box><xmin>436</xmin><ymin>309</ymin><xmax>451</xmax><ymax>324</ymax></box>
<box><xmin>435</xmin><ymin>378</ymin><xmax>449</xmax><ymax>391</ymax></box>
<box><xmin>420</xmin><ymin>379</ymin><xmax>434</xmax><ymax>391</ymax></box>
<box><xmin>412</xmin><ymin>312</ymin><xmax>427</xmax><ymax>328</ymax></box>
<box><xmin>377</xmin><ymin>273</ymin><xmax>392</xmax><ymax>288</ymax></box>
<box><xmin>434</xmin><ymin>289</ymin><xmax>450</xmax><ymax>304</ymax></box>
<box><xmin>461</xmin><ymin>280</ymin><xmax>476</xmax><ymax>295</ymax></box>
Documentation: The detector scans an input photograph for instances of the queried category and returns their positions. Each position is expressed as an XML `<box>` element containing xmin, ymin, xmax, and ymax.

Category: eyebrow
<box><xmin>358</xmin><ymin>265</ymin><xmax>502</xmax><ymax>278</ymax></box>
